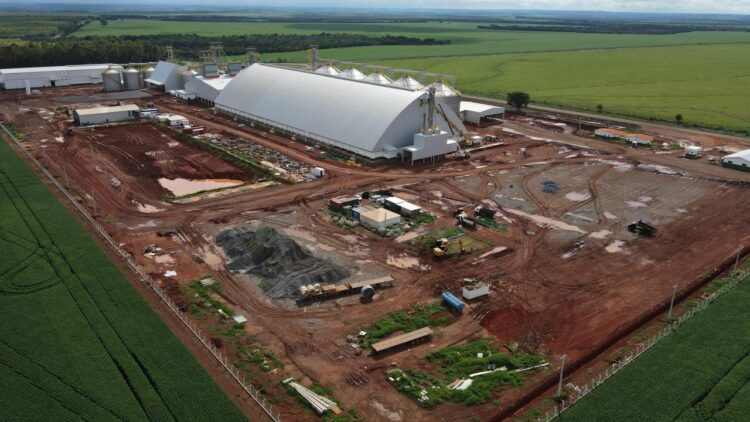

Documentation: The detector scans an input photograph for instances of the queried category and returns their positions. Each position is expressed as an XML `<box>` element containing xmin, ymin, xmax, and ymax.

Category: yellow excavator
<box><xmin>433</xmin><ymin>236</ymin><xmax>467</xmax><ymax>257</ymax></box>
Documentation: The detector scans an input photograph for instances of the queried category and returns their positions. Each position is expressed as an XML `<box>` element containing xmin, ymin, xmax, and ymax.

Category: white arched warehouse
<box><xmin>214</xmin><ymin>64</ymin><xmax>465</xmax><ymax>160</ymax></box>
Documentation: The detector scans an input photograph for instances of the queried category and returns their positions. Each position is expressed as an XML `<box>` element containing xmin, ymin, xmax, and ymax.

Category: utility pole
<box><xmin>63</xmin><ymin>165</ymin><xmax>68</xmax><ymax>188</ymax></box>
<box><xmin>557</xmin><ymin>354</ymin><xmax>567</xmax><ymax>397</ymax></box>
<box><xmin>668</xmin><ymin>284</ymin><xmax>678</xmax><ymax>321</ymax></box>
<box><xmin>92</xmin><ymin>191</ymin><xmax>97</xmax><ymax>217</ymax></box>
<box><xmin>734</xmin><ymin>246</ymin><xmax>741</xmax><ymax>273</ymax></box>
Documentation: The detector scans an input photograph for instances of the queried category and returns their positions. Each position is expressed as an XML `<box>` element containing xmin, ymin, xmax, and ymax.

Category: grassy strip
<box><xmin>359</xmin><ymin>301</ymin><xmax>452</xmax><ymax>347</ymax></box>
<box><xmin>388</xmin><ymin>339</ymin><xmax>545</xmax><ymax>407</ymax></box>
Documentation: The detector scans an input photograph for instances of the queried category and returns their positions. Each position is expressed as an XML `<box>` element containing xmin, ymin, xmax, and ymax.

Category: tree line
<box><xmin>0</xmin><ymin>33</ymin><xmax>449</xmax><ymax>68</ymax></box>
<box><xmin>478</xmin><ymin>23</ymin><xmax>750</xmax><ymax>35</ymax></box>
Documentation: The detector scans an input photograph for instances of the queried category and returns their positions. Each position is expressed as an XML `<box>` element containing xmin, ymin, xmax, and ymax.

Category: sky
<box><xmin>23</xmin><ymin>0</ymin><xmax>750</xmax><ymax>14</ymax></box>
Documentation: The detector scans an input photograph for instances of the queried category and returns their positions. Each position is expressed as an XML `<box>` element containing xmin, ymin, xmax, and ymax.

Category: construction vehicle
<box><xmin>433</xmin><ymin>235</ymin><xmax>467</xmax><ymax>257</ymax></box>
<box><xmin>299</xmin><ymin>276</ymin><xmax>393</xmax><ymax>300</ymax></box>
<box><xmin>454</xmin><ymin>207</ymin><xmax>477</xmax><ymax>230</ymax></box>
<box><xmin>474</xmin><ymin>206</ymin><xmax>496</xmax><ymax>220</ymax></box>
<box><xmin>627</xmin><ymin>220</ymin><xmax>656</xmax><ymax>237</ymax></box>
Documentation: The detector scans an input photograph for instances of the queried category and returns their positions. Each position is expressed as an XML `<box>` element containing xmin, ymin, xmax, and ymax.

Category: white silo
<box><xmin>144</xmin><ymin>66</ymin><xmax>155</xmax><ymax>79</ymax></box>
<box><xmin>182</xmin><ymin>69</ymin><xmax>198</xmax><ymax>85</ymax></box>
<box><xmin>102</xmin><ymin>67</ymin><xmax>122</xmax><ymax>92</ymax></box>
<box><xmin>124</xmin><ymin>67</ymin><xmax>140</xmax><ymax>90</ymax></box>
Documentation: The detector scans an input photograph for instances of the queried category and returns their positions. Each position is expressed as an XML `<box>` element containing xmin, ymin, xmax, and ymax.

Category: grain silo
<box><xmin>182</xmin><ymin>69</ymin><xmax>198</xmax><ymax>84</ymax></box>
<box><xmin>144</xmin><ymin>66</ymin><xmax>155</xmax><ymax>79</ymax></box>
<box><xmin>364</xmin><ymin>72</ymin><xmax>392</xmax><ymax>85</ymax></box>
<box><xmin>102</xmin><ymin>66</ymin><xmax>122</xmax><ymax>92</ymax></box>
<box><xmin>339</xmin><ymin>67</ymin><xmax>365</xmax><ymax>81</ymax></box>
<box><xmin>123</xmin><ymin>67</ymin><xmax>140</xmax><ymax>90</ymax></box>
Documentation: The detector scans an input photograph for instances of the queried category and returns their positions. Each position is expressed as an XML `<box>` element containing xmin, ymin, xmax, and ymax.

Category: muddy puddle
<box><xmin>158</xmin><ymin>178</ymin><xmax>244</xmax><ymax>197</ymax></box>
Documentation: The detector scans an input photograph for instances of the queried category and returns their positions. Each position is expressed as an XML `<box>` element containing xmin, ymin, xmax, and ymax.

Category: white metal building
<box><xmin>184</xmin><ymin>76</ymin><xmax>233</xmax><ymax>104</ymax></box>
<box><xmin>460</xmin><ymin>101</ymin><xmax>505</xmax><ymax>126</ymax></box>
<box><xmin>0</xmin><ymin>64</ymin><xmax>120</xmax><ymax>90</ymax></box>
<box><xmin>144</xmin><ymin>61</ymin><xmax>184</xmax><ymax>92</ymax></box>
<box><xmin>215</xmin><ymin>64</ymin><xmax>465</xmax><ymax>160</ymax></box>
<box><xmin>73</xmin><ymin>104</ymin><xmax>139</xmax><ymax>126</ymax></box>
<box><xmin>360</xmin><ymin>208</ymin><xmax>401</xmax><ymax>230</ymax></box>
<box><xmin>721</xmin><ymin>149</ymin><xmax>750</xmax><ymax>170</ymax></box>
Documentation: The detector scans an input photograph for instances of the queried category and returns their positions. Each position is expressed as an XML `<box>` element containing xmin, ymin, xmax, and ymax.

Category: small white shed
<box><xmin>360</xmin><ymin>208</ymin><xmax>401</xmax><ymax>230</ymax></box>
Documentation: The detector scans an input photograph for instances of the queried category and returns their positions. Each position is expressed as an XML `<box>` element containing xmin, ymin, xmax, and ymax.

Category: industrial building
<box><xmin>384</xmin><ymin>196</ymin><xmax>422</xmax><ymax>218</ymax></box>
<box><xmin>721</xmin><ymin>150</ymin><xmax>750</xmax><ymax>171</ymax></box>
<box><xmin>145</xmin><ymin>61</ymin><xmax>185</xmax><ymax>92</ymax></box>
<box><xmin>0</xmin><ymin>64</ymin><xmax>120</xmax><ymax>90</ymax></box>
<box><xmin>215</xmin><ymin>63</ymin><xmax>465</xmax><ymax>162</ymax></box>
<box><xmin>359</xmin><ymin>208</ymin><xmax>401</xmax><ymax>231</ymax></box>
<box><xmin>72</xmin><ymin>104</ymin><xmax>139</xmax><ymax>126</ymax></box>
<box><xmin>184</xmin><ymin>75</ymin><xmax>233</xmax><ymax>104</ymax></box>
<box><xmin>594</xmin><ymin>128</ymin><xmax>653</xmax><ymax>146</ymax></box>
<box><xmin>460</xmin><ymin>101</ymin><xmax>505</xmax><ymax>126</ymax></box>
<box><xmin>371</xmin><ymin>327</ymin><xmax>433</xmax><ymax>354</ymax></box>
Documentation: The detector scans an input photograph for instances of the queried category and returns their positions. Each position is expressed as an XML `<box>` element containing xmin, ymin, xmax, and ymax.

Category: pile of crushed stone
<box><xmin>216</xmin><ymin>227</ymin><xmax>350</xmax><ymax>299</ymax></box>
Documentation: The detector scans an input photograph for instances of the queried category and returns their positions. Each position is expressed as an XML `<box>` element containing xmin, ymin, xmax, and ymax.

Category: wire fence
<box><xmin>537</xmin><ymin>267</ymin><xmax>750</xmax><ymax>422</ymax></box>
<box><xmin>1</xmin><ymin>123</ymin><xmax>281</xmax><ymax>422</ymax></box>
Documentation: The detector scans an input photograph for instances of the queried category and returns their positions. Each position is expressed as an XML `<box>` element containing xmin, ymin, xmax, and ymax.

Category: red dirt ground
<box><xmin>3</xmin><ymin>86</ymin><xmax>750</xmax><ymax>421</ymax></box>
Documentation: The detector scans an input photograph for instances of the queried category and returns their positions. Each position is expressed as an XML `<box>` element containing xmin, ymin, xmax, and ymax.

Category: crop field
<box><xmin>377</xmin><ymin>43</ymin><xmax>750</xmax><ymax>132</ymax></box>
<box><xmin>0</xmin><ymin>136</ymin><xmax>245</xmax><ymax>421</ymax></box>
<box><xmin>565</xmin><ymin>267</ymin><xmax>750</xmax><ymax>421</ymax></box>
<box><xmin>74</xmin><ymin>19</ymin><xmax>750</xmax><ymax>60</ymax></box>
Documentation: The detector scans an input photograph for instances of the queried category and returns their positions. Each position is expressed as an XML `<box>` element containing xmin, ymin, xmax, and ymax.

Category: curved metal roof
<box><xmin>215</xmin><ymin>64</ymin><xmax>430</xmax><ymax>158</ymax></box>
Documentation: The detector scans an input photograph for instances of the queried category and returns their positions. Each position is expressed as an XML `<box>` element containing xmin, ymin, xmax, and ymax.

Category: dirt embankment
<box><xmin>216</xmin><ymin>227</ymin><xmax>350</xmax><ymax>299</ymax></box>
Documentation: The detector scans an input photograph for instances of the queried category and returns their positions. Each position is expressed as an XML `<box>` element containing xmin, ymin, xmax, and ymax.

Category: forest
<box><xmin>0</xmin><ymin>33</ymin><xmax>448</xmax><ymax>67</ymax></box>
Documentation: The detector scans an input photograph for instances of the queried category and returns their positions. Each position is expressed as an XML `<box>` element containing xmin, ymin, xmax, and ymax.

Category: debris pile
<box><xmin>216</xmin><ymin>227</ymin><xmax>350</xmax><ymax>299</ymax></box>
<box><xmin>200</xmin><ymin>134</ymin><xmax>309</xmax><ymax>178</ymax></box>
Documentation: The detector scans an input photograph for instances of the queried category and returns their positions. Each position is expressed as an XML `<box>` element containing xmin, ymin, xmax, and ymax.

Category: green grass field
<box><xmin>565</xmin><ymin>268</ymin><xmax>750</xmax><ymax>421</ymax></box>
<box><xmin>0</xmin><ymin>134</ymin><xmax>245</xmax><ymax>421</ymax></box>
<box><xmin>76</xmin><ymin>20</ymin><xmax>750</xmax><ymax>60</ymax></box>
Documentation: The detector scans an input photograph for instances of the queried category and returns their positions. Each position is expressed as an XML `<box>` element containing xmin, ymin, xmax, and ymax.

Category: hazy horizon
<box><xmin>6</xmin><ymin>1</ymin><xmax>750</xmax><ymax>15</ymax></box>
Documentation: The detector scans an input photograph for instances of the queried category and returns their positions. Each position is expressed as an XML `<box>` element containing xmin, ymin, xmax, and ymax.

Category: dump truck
<box><xmin>627</xmin><ymin>220</ymin><xmax>656</xmax><ymax>237</ymax></box>
<box><xmin>474</xmin><ymin>206</ymin><xmax>497</xmax><ymax>220</ymax></box>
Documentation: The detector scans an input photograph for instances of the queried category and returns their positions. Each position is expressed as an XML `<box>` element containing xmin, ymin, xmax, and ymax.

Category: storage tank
<box><xmin>102</xmin><ymin>67</ymin><xmax>122</xmax><ymax>92</ymax></box>
<box><xmin>361</xmin><ymin>285</ymin><xmax>375</xmax><ymax>300</ymax></box>
<box><xmin>182</xmin><ymin>69</ymin><xmax>198</xmax><ymax>84</ymax></box>
<box><xmin>144</xmin><ymin>66</ymin><xmax>155</xmax><ymax>79</ymax></box>
<box><xmin>442</xmin><ymin>291</ymin><xmax>465</xmax><ymax>312</ymax></box>
<box><xmin>123</xmin><ymin>67</ymin><xmax>140</xmax><ymax>90</ymax></box>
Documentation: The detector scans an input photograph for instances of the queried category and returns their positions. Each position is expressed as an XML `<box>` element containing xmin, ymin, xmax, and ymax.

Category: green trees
<box><xmin>0</xmin><ymin>33</ymin><xmax>449</xmax><ymax>68</ymax></box>
<box><xmin>675</xmin><ymin>114</ymin><xmax>684</xmax><ymax>124</ymax></box>
<box><xmin>506</xmin><ymin>91</ymin><xmax>530</xmax><ymax>112</ymax></box>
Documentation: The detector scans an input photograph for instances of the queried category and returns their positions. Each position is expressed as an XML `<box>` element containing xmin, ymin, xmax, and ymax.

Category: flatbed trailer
<box><xmin>299</xmin><ymin>276</ymin><xmax>394</xmax><ymax>300</ymax></box>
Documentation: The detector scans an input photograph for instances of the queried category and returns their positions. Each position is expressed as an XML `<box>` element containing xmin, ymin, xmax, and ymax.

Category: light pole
<box><xmin>734</xmin><ymin>247</ymin><xmax>741</xmax><ymax>273</ymax></box>
<box><xmin>557</xmin><ymin>354</ymin><xmax>567</xmax><ymax>397</ymax></box>
<box><xmin>668</xmin><ymin>284</ymin><xmax>678</xmax><ymax>321</ymax></box>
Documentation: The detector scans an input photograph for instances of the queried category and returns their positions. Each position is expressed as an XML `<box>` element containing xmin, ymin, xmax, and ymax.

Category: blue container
<box><xmin>442</xmin><ymin>291</ymin><xmax>465</xmax><ymax>312</ymax></box>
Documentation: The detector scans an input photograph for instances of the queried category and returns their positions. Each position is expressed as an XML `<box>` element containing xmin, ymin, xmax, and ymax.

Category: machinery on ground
<box><xmin>433</xmin><ymin>234</ymin><xmax>467</xmax><ymax>257</ymax></box>
<box><xmin>628</xmin><ymin>219</ymin><xmax>656</xmax><ymax>237</ymax></box>
<box><xmin>299</xmin><ymin>276</ymin><xmax>393</xmax><ymax>300</ymax></box>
